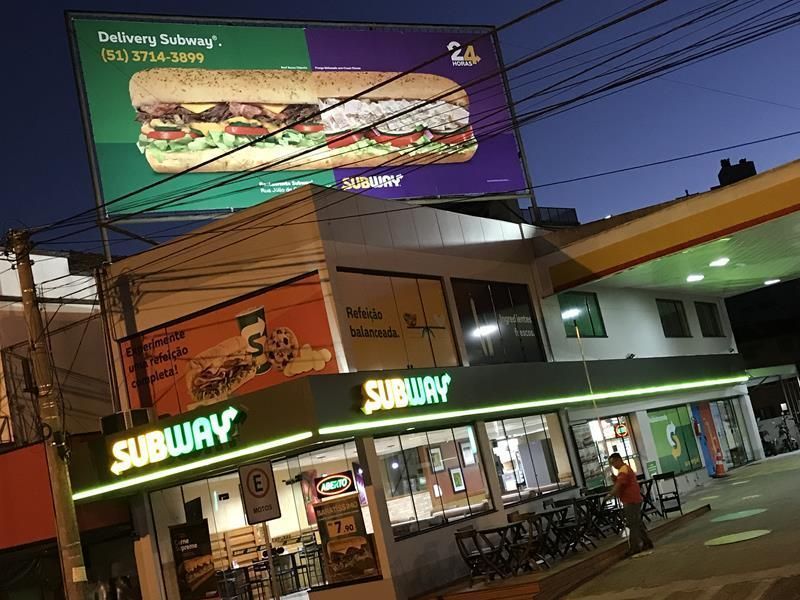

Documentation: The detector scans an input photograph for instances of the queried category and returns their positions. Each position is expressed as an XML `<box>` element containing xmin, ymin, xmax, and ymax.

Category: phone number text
<box><xmin>101</xmin><ymin>48</ymin><xmax>205</xmax><ymax>64</ymax></box>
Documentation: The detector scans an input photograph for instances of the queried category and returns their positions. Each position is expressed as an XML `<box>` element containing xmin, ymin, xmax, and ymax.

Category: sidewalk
<box><xmin>566</xmin><ymin>452</ymin><xmax>800</xmax><ymax>600</ymax></box>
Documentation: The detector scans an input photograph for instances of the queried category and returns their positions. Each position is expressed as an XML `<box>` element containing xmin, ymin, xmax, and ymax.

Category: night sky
<box><xmin>4</xmin><ymin>0</ymin><xmax>799</xmax><ymax>255</ymax></box>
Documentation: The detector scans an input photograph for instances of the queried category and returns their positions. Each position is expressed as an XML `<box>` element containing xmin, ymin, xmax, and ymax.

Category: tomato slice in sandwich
<box><xmin>293</xmin><ymin>123</ymin><xmax>324</xmax><ymax>133</ymax></box>
<box><xmin>327</xmin><ymin>133</ymin><xmax>363</xmax><ymax>149</ymax></box>
<box><xmin>225</xmin><ymin>125</ymin><xmax>269</xmax><ymax>136</ymax></box>
<box><xmin>366</xmin><ymin>130</ymin><xmax>424</xmax><ymax>147</ymax></box>
<box><xmin>432</xmin><ymin>127</ymin><xmax>475</xmax><ymax>145</ymax></box>
<box><xmin>146</xmin><ymin>130</ymin><xmax>190</xmax><ymax>141</ymax></box>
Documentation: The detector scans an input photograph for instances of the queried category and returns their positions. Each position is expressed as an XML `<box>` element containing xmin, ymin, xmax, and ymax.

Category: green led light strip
<box><xmin>73</xmin><ymin>431</ymin><xmax>314</xmax><ymax>501</ymax></box>
<box><xmin>318</xmin><ymin>375</ymin><xmax>749</xmax><ymax>435</ymax></box>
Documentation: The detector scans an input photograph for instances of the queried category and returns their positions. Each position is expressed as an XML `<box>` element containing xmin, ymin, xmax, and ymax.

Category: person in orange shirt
<box><xmin>606</xmin><ymin>452</ymin><xmax>653</xmax><ymax>557</ymax></box>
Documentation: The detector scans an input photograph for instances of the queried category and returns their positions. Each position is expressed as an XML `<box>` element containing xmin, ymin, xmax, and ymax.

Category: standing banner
<box><xmin>314</xmin><ymin>495</ymin><xmax>379</xmax><ymax>584</ymax></box>
<box><xmin>67</xmin><ymin>13</ymin><xmax>528</xmax><ymax>216</ymax></box>
<box><xmin>118</xmin><ymin>272</ymin><xmax>338</xmax><ymax>415</ymax></box>
<box><xmin>169</xmin><ymin>520</ymin><xmax>216</xmax><ymax>600</ymax></box>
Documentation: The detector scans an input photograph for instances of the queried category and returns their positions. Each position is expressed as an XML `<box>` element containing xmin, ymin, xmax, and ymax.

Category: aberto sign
<box><xmin>314</xmin><ymin>470</ymin><xmax>356</xmax><ymax>498</ymax></box>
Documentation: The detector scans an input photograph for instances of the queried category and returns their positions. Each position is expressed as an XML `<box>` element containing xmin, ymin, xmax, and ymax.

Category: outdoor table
<box><xmin>475</xmin><ymin>525</ymin><xmax>515</xmax><ymax>577</ymax></box>
<box><xmin>536</xmin><ymin>506</ymin><xmax>570</xmax><ymax>558</ymax></box>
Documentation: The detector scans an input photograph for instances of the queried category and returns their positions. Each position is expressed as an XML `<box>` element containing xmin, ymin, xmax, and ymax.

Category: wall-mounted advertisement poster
<box><xmin>336</xmin><ymin>271</ymin><xmax>459</xmax><ymax>371</ymax></box>
<box><xmin>648</xmin><ymin>406</ymin><xmax>703</xmax><ymax>474</ymax></box>
<box><xmin>118</xmin><ymin>272</ymin><xmax>338</xmax><ymax>415</ymax></box>
<box><xmin>67</xmin><ymin>13</ymin><xmax>528</xmax><ymax>216</ymax></box>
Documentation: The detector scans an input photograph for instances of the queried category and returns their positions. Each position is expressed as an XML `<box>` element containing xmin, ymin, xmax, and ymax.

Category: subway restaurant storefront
<box><xmin>70</xmin><ymin>355</ymin><xmax>748</xmax><ymax>600</ymax></box>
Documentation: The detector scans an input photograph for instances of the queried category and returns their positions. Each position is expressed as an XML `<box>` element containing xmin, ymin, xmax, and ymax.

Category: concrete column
<box><xmin>355</xmin><ymin>436</ymin><xmax>397</xmax><ymax>595</ymax></box>
<box><xmin>474</xmin><ymin>420</ymin><xmax>505</xmax><ymax>513</ymax></box>
<box><xmin>738</xmin><ymin>392</ymin><xmax>766</xmax><ymax>460</ymax></box>
<box><xmin>559</xmin><ymin>409</ymin><xmax>584</xmax><ymax>487</ymax></box>
<box><xmin>632</xmin><ymin>410</ymin><xmax>659</xmax><ymax>475</ymax></box>
<box><xmin>130</xmin><ymin>494</ymin><xmax>166</xmax><ymax>600</ymax></box>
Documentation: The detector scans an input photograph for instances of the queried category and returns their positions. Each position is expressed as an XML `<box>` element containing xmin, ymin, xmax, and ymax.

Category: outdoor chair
<box><xmin>639</xmin><ymin>478</ymin><xmax>662</xmax><ymax>522</ymax></box>
<box><xmin>653</xmin><ymin>471</ymin><xmax>683</xmax><ymax>517</ymax></box>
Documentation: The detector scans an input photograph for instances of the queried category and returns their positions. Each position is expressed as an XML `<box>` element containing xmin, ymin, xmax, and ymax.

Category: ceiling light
<box><xmin>709</xmin><ymin>257</ymin><xmax>729</xmax><ymax>267</ymax></box>
<box><xmin>764</xmin><ymin>279</ymin><xmax>781</xmax><ymax>286</ymax></box>
<box><xmin>472</xmin><ymin>324</ymin><xmax>498</xmax><ymax>338</ymax></box>
<box><xmin>391</xmin><ymin>462</ymin><xmax>400</xmax><ymax>470</ymax></box>
<box><xmin>686</xmin><ymin>274</ymin><xmax>704</xmax><ymax>282</ymax></box>
<box><xmin>561</xmin><ymin>308</ymin><xmax>581</xmax><ymax>320</ymax></box>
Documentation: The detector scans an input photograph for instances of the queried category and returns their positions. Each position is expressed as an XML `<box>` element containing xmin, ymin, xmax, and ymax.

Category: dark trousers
<box><xmin>623</xmin><ymin>503</ymin><xmax>653</xmax><ymax>553</ymax></box>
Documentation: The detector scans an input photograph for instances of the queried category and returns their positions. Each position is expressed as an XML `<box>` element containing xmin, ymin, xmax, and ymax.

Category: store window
<box><xmin>656</xmin><ymin>299</ymin><xmax>692</xmax><ymax>338</ymax></box>
<box><xmin>571</xmin><ymin>415</ymin><xmax>639</xmax><ymax>489</ymax></box>
<box><xmin>451</xmin><ymin>279</ymin><xmax>545</xmax><ymax>365</ymax></box>
<box><xmin>376</xmin><ymin>425</ymin><xmax>493</xmax><ymax>538</ymax></box>
<box><xmin>647</xmin><ymin>406</ymin><xmax>702</xmax><ymax>474</ymax></box>
<box><xmin>149</xmin><ymin>441</ymin><xmax>374</xmax><ymax>599</ymax></box>
<box><xmin>336</xmin><ymin>269</ymin><xmax>459</xmax><ymax>371</ymax></box>
<box><xmin>558</xmin><ymin>291</ymin><xmax>606</xmax><ymax>338</ymax></box>
<box><xmin>486</xmin><ymin>413</ymin><xmax>575</xmax><ymax>506</ymax></box>
<box><xmin>695</xmin><ymin>301</ymin><xmax>724</xmax><ymax>337</ymax></box>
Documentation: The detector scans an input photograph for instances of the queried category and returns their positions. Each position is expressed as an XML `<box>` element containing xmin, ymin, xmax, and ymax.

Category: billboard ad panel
<box><xmin>118</xmin><ymin>272</ymin><xmax>338</xmax><ymax>415</ymax></box>
<box><xmin>68</xmin><ymin>14</ymin><xmax>527</xmax><ymax>216</ymax></box>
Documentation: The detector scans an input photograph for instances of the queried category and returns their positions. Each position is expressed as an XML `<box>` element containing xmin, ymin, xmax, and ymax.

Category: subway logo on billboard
<box><xmin>361</xmin><ymin>373</ymin><xmax>452</xmax><ymax>415</ymax></box>
<box><xmin>340</xmin><ymin>174</ymin><xmax>404</xmax><ymax>190</ymax></box>
<box><xmin>110</xmin><ymin>406</ymin><xmax>241</xmax><ymax>476</ymax></box>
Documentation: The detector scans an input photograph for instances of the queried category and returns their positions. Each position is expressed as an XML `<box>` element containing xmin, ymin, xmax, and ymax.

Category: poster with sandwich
<box><xmin>118</xmin><ymin>271</ymin><xmax>338</xmax><ymax>415</ymax></box>
<box><xmin>169</xmin><ymin>520</ymin><xmax>216</xmax><ymax>600</ymax></box>
<box><xmin>68</xmin><ymin>14</ymin><xmax>527</xmax><ymax>215</ymax></box>
<box><xmin>314</xmin><ymin>495</ymin><xmax>379</xmax><ymax>584</ymax></box>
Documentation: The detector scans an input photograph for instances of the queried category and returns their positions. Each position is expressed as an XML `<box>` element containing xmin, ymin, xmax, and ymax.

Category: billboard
<box><xmin>67</xmin><ymin>13</ymin><xmax>528</xmax><ymax>216</ymax></box>
<box><xmin>119</xmin><ymin>272</ymin><xmax>338</xmax><ymax>415</ymax></box>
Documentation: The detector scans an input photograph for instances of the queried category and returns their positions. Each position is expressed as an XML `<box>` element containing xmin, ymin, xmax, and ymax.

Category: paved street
<box><xmin>567</xmin><ymin>452</ymin><xmax>800</xmax><ymax>600</ymax></box>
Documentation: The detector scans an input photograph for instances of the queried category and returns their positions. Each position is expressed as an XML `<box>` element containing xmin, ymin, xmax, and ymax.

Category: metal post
<box><xmin>262</xmin><ymin>522</ymin><xmax>280</xmax><ymax>599</ymax></box>
<box><xmin>573</xmin><ymin>320</ymin><xmax>608</xmax><ymax>485</ymax></box>
<box><xmin>7</xmin><ymin>229</ymin><xmax>89</xmax><ymax>599</ymax></box>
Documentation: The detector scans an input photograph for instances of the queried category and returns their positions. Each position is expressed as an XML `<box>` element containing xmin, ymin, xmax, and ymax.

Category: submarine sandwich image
<box><xmin>185</xmin><ymin>336</ymin><xmax>257</xmax><ymax>406</ymax></box>
<box><xmin>130</xmin><ymin>68</ymin><xmax>477</xmax><ymax>173</ymax></box>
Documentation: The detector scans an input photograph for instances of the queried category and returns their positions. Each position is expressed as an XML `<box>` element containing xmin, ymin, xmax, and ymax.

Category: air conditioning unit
<box><xmin>100</xmin><ymin>408</ymin><xmax>153</xmax><ymax>435</ymax></box>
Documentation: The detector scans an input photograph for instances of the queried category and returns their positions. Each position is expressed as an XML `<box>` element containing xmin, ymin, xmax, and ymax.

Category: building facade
<box><xmin>60</xmin><ymin>185</ymin><xmax>757</xmax><ymax>600</ymax></box>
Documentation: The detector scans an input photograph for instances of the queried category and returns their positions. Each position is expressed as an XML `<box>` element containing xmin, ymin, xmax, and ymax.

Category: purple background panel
<box><xmin>305</xmin><ymin>27</ymin><xmax>528</xmax><ymax>198</ymax></box>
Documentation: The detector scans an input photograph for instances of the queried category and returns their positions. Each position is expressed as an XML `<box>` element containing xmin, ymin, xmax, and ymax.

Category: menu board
<box><xmin>169</xmin><ymin>520</ymin><xmax>216</xmax><ymax>600</ymax></box>
<box><xmin>314</xmin><ymin>495</ymin><xmax>379</xmax><ymax>584</ymax></box>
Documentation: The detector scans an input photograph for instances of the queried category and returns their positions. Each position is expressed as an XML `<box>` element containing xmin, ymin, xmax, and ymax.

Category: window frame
<box><xmin>486</xmin><ymin>412</ymin><xmax>577</xmax><ymax>509</ymax></box>
<box><xmin>376</xmin><ymin>423</ymin><xmax>496</xmax><ymax>541</ymax></box>
<box><xmin>656</xmin><ymin>298</ymin><xmax>692</xmax><ymax>338</ymax></box>
<box><xmin>694</xmin><ymin>301</ymin><xmax>725</xmax><ymax>338</ymax></box>
<box><xmin>557</xmin><ymin>291</ymin><xmax>607</xmax><ymax>338</ymax></box>
<box><xmin>450</xmin><ymin>277</ymin><xmax>546</xmax><ymax>365</ymax></box>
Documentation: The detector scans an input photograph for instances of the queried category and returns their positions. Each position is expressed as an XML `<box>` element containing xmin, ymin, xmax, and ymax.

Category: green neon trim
<box><xmin>73</xmin><ymin>431</ymin><xmax>314</xmax><ymax>501</ymax></box>
<box><xmin>318</xmin><ymin>375</ymin><xmax>749</xmax><ymax>435</ymax></box>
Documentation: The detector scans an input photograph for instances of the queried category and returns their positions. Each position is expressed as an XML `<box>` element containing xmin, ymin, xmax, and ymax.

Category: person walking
<box><xmin>605</xmin><ymin>452</ymin><xmax>653</xmax><ymax>557</ymax></box>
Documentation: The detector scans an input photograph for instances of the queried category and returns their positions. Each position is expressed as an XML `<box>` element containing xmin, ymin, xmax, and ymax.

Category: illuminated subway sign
<box><xmin>361</xmin><ymin>373</ymin><xmax>452</xmax><ymax>416</ymax></box>
<box><xmin>315</xmin><ymin>471</ymin><xmax>356</xmax><ymax>497</ymax></box>
<box><xmin>110</xmin><ymin>406</ymin><xmax>240</xmax><ymax>476</ymax></box>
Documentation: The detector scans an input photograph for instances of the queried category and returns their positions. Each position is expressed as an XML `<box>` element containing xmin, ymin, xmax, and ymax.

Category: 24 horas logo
<box><xmin>447</xmin><ymin>41</ymin><xmax>481</xmax><ymax>67</ymax></box>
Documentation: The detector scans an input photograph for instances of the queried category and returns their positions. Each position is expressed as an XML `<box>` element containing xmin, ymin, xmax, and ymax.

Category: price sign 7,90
<box><xmin>325</xmin><ymin>515</ymin><xmax>357</xmax><ymax>538</ymax></box>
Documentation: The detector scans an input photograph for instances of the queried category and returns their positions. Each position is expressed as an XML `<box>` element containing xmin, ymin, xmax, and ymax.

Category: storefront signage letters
<box><xmin>361</xmin><ymin>373</ymin><xmax>452</xmax><ymax>415</ymax></box>
<box><xmin>110</xmin><ymin>406</ymin><xmax>240</xmax><ymax>476</ymax></box>
<box><xmin>315</xmin><ymin>471</ymin><xmax>356</xmax><ymax>497</ymax></box>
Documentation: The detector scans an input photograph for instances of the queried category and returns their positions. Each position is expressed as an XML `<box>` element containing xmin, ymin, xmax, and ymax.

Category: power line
<box><xmin>658</xmin><ymin>76</ymin><xmax>800</xmax><ymax>110</ymax></box>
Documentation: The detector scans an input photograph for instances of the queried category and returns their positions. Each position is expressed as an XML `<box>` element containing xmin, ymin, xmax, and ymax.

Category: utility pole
<box><xmin>7</xmin><ymin>229</ymin><xmax>90</xmax><ymax>599</ymax></box>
